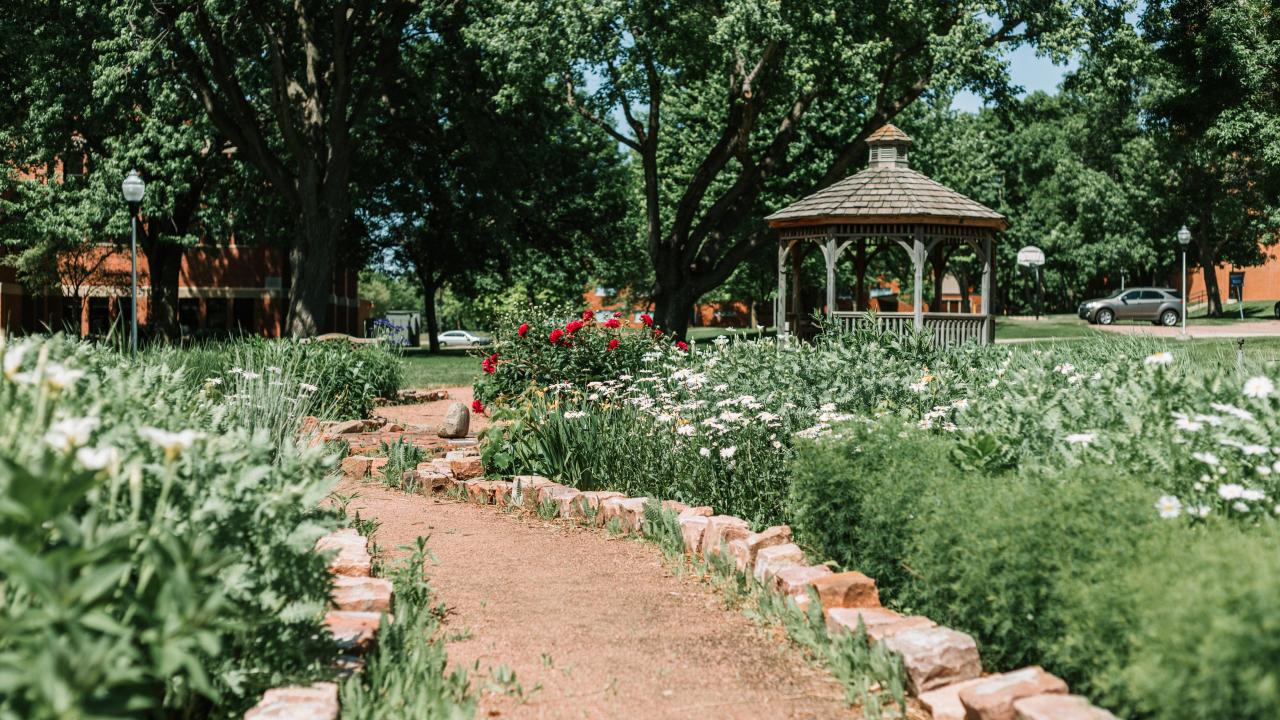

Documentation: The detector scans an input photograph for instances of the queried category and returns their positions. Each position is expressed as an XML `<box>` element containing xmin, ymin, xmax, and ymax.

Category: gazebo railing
<box><xmin>831</xmin><ymin>311</ymin><xmax>991</xmax><ymax>346</ymax></box>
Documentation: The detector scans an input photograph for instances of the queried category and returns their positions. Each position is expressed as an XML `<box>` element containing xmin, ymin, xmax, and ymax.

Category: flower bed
<box><xmin>0</xmin><ymin>335</ymin><xmax>419</xmax><ymax>718</ymax></box>
<box><xmin>477</xmin><ymin>310</ymin><xmax>1280</xmax><ymax>719</ymax></box>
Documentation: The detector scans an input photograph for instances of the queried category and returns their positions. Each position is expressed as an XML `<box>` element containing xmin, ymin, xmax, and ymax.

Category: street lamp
<box><xmin>1177</xmin><ymin>224</ymin><xmax>1191</xmax><ymax>339</ymax></box>
<box><xmin>121</xmin><ymin>170</ymin><xmax>145</xmax><ymax>357</ymax></box>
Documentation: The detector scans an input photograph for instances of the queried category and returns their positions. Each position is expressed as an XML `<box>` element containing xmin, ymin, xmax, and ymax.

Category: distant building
<box><xmin>0</xmin><ymin>242</ymin><xmax>365</xmax><ymax>338</ymax></box>
<box><xmin>1186</xmin><ymin>249</ymin><xmax>1280</xmax><ymax>305</ymax></box>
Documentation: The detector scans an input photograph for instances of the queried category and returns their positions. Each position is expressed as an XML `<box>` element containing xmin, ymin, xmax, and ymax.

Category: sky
<box><xmin>951</xmin><ymin>45</ymin><xmax>1078</xmax><ymax>113</ymax></box>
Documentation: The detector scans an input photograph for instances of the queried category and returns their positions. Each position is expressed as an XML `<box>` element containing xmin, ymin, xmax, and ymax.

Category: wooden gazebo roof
<box><xmin>765</xmin><ymin>125</ymin><xmax>1007</xmax><ymax>231</ymax></box>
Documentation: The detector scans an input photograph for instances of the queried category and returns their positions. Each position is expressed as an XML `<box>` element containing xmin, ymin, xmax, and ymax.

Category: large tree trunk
<box><xmin>286</xmin><ymin>205</ymin><xmax>339</xmax><ymax>337</ymax></box>
<box><xmin>421</xmin><ymin>270</ymin><xmax>440</xmax><ymax>353</ymax></box>
<box><xmin>143</xmin><ymin>237</ymin><xmax>183</xmax><ymax>341</ymax></box>
<box><xmin>651</xmin><ymin>280</ymin><xmax>696</xmax><ymax>339</ymax></box>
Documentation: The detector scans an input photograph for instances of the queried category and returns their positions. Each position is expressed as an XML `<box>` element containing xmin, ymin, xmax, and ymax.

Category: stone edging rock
<box><xmin>242</xmin><ymin>526</ymin><xmax>393</xmax><ymax>719</ymax></box>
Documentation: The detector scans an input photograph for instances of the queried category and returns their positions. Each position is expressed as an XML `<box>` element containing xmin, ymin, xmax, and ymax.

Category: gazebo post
<box><xmin>912</xmin><ymin>228</ymin><xmax>925</xmax><ymax>332</ymax></box>
<box><xmin>823</xmin><ymin>232</ymin><xmax>836</xmax><ymax>319</ymax></box>
<box><xmin>981</xmin><ymin>234</ymin><xmax>994</xmax><ymax>342</ymax></box>
<box><xmin>776</xmin><ymin>242</ymin><xmax>789</xmax><ymax>338</ymax></box>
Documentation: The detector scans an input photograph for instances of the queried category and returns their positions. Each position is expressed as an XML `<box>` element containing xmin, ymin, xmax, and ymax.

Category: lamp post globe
<box><xmin>121</xmin><ymin>170</ymin><xmax>145</xmax><ymax>358</ymax></box>
<box><xmin>1177</xmin><ymin>225</ymin><xmax>1191</xmax><ymax>339</ymax></box>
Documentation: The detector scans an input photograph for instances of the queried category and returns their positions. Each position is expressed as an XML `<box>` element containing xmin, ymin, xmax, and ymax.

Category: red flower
<box><xmin>549</xmin><ymin>328</ymin><xmax>565</xmax><ymax>344</ymax></box>
<box><xmin>566</xmin><ymin>319</ymin><xmax>585</xmax><ymax>334</ymax></box>
<box><xmin>604</xmin><ymin>318</ymin><xmax>620</xmax><ymax>329</ymax></box>
<box><xmin>471</xmin><ymin>399</ymin><xmax>485</xmax><ymax>415</ymax></box>
<box><xmin>640</xmin><ymin>313</ymin><xmax>653</xmax><ymax>328</ymax></box>
<box><xmin>481</xmin><ymin>353</ymin><xmax>499</xmax><ymax>374</ymax></box>
<box><xmin>607</xmin><ymin>338</ymin><xmax>620</xmax><ymax>351</ymax></box>
<box><xmin>676</xmin><ymin>340</ymin><xmax>689</xmax><ymax>352</ymax></box>
<box><xmin>653</xmin><ymin>329</ymin><xmax>663</xmax><ymax>337</ymax></box>
<box><xmin>582</xmin><ymin>309</ymin><xmax>594</xmax><ymax>321</ymax></box>
<box><xmin>517</xmin><ymin>323</ymin><xmax>529</xmax><ymax>338</ymax></box>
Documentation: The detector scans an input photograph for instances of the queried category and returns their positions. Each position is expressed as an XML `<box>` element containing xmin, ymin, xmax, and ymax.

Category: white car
<box><xmin>435</xmin><ymin>330</ymin><xmax>491</xmax><ymax>347</ymax></box>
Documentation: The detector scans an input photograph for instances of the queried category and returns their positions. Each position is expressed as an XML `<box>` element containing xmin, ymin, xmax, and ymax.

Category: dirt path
<box><xmin>336</xmin><ymin>475</ymin><xmax>854</xmax><ymax>719</ymax></box>
<box><xmin>374</xmin><ymin>385</ymin><xmax>489</xmax><ymax>435</ymax></box>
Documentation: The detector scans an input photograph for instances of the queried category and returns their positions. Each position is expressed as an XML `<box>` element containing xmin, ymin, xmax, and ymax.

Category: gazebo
<box><xmin>766</xmin><ymin>124</ymin><xmax>1007</xmax><ymax>345</ymax></box>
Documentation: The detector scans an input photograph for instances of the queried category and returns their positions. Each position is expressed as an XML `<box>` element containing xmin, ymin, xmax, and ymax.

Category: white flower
<box><xmin>1233</xmin><ymin>501</ymin><xmax>1250</xmax><ymax>513</ymax></box>
<box><xmin>676</xmin><ymin>424</ymin><xmax>696</xmax><ymax>437</ymax></box>
<box><xmin>719</xmin><ymin>411</ymin><xmax>743</xmax><ymax>423</ymax></box>
<box><xmin>241</xmin><ymin>371</ymin><xmax>262</xmax><ymax>381</ymax></box>
<box><xmin>1191</xmin><ymin>505</ymin><xmax>1212</xmax><ymax>518</ymax></box>
<box><xmin>819</xmin><ymin>403</ymin><xmax>836</xmax><ymax>413</ymax></box>
<box><xmin>720</xmin><ymin>446</ymin><xmax>737</xmax><ymax>459</ymax></box>
<box><xmin>1257</xmin><ymin>465</ymin><xmax>1273</xmax><ymax>476</ymax></box>
<box><xmin>562</xmin><ymin>411</ymin><xmax>587</xmax><ymax>419</ymax></box>
<box><xmin>712</xmin><ymin>335</ymin><xmax>729</xmax><ymax>346</ymax></box>
<box><xmin>1193</xmin><ymin>451</ymin><xmax>1221</xmax><ymax>466</ymax></box>
<box><xmin>1210</xmin><ymin>402</ymin><xmax>1254</xmax><ymax>421</ymax></box>
<box><xmin>1155</xmin><ymin>495</ymin><xmax>1182</xmax><ymax>519</ymax></box>
<box><xmin>44</xmin><ymin>416</ymin><xmax>100</xmax><ymax>452</ymax></box>
<box><xmin>952</xmin><ymin>399</ymin><xmax>969</xmax><ymax>411</ymax></box>
<box><xmin>1241</xmin><ymin>488</ymin><xmax>1267</xmax><ymax>501</ymax></box>
<box><xmin>300</xmin><ymin>383</ymin><xmax>318</xmax><ymax>393</ymax></box>
<box><xmin>1243</xmin><ymin>376</ymin><xmax>1275</xmax><ymax>399</ymax></box>
<box><xmin>698</xmin><ymin>447</ymin><xmax>711</xmax><ymax>458</ymax></box>
<box><xmin>713</xmin><ymin>383</ymin><xmax>728</xmax><ymax>393</ymax></box>
<box><xmin>267</xmin><ymin>366</ymin><xmax>283</xmax><ymax>374</ymax></box>
<box><xmin>1173</xmin><ymin>414</ymin><xmax>1203</xmax><ymax>432</ymax></box>
<box><xmin>988</xmin><ymin>379</ymin><xmax>1000</xmax><ymax>388</ymax></box>
<box><xmin>139</xmin><ymin>427</ymin><xmax>204</xmax><ymax>459</ymax></box>
<box><xmin>3</xmin><ymin>344</ymin><xmax>29</xmax><ymax>379</ymax></box>
<box><xmin>43</xmin><ymin>364</ymin><xmax>84</xmax><ymax>391</ymax></box>
<box><xmin>206</xmin><ymin>377</ymin><xmax>224</xmax><ymax>386</ymax></box>
<box><xmin>1065</xmin><ymin>432</ymin><xmax>1096</xmax><ymax>446</ymax></box>
<box><xmin>771</xmin><ymin>440</ymin><xmax>783</xmax><ymax>449</ymax></box>
<box><xmin>1242</xmin><ymin>444</ymin><xmax>1269</xmax><ymax>456</ymax></box>
<box><xmin>1144</xmin><ymin>351</ymin><xmax>1174</xmax><ymax>366</ymax></box>
<box><xmin>76</xmin><ymin>446</ymin><xmax>119</xmax><ymax>470</ymax></box>
<box><xmin>1217</xmin><ymin>483</ymin><xmax>1244</xmax><ymax>500</ymax></box>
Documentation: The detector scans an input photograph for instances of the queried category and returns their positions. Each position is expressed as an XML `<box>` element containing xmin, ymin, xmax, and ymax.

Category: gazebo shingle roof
<box><xmin>766</xmin><ymin>164</ymin><xmax>1007</xmax><ymax>228</ymax></box>
<box><xmin>766</xmin><ymin>124</ymin><xmax>1007</xmax><ymax>230</ymax></box>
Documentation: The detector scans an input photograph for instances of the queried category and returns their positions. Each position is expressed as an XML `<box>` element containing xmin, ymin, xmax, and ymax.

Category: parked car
<box><xmin>1077</xmin><ymin>287</ymin><xmax>1183</xmax><ymax>326</ymax></box>
<box><xmin>435</xmin><ymin>330</ymin><xmax>492</xmax><ymax>347</ymax></box>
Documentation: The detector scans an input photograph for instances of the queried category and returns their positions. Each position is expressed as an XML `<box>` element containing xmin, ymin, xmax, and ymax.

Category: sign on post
<box><xmin>1229</xmin><ymin>271</ymin><xmax>1246</xmax><ymax>319</ymax></box>
<box><xmin>1016</xmin><ymin>246</ymin><xmax>1046</xmax><ymax>319</ymax></box>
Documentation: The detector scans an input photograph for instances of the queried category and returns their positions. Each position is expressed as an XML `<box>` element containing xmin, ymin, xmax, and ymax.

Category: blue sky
<box><xmin>951</xmin><ymin>45</ymin><xmax>1078</xmax><ymax>113</ymax></box>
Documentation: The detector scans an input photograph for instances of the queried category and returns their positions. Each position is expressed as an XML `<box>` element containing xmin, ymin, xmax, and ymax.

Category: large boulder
<box><xmin>436</xmin><ymin>402</ymin><xmax>471</xmax><ymax>438</ymax></box>
<box><xmin>882</xmin><ymin>626</ymin><xmax>982</xmax><ymax>694</ymax></box>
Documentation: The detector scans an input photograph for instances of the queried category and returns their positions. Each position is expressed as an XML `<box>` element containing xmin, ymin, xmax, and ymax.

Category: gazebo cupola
<box><xmin>765</xmin><ymin>124</ymin><xmax>1008</xmax><ymax>345</ymax></box>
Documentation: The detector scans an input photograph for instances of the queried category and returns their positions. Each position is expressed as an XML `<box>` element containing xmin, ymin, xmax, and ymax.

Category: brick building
<box><xmin>0</xmin><ymin>242</ymin><xmax>366</xmax><ymax>338</ymax></box>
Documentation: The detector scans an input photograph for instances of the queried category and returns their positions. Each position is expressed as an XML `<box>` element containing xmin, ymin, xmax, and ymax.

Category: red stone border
<box><xmin>243</xmin><ymin>527</ymin><xmax>393</xmax><ymax>719</ymax></box>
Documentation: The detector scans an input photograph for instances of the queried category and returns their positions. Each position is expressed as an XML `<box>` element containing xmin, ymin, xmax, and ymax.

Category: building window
<box><xmin>179</xmin><ymin>298</ymin><xmax>200</xmax><ymax>333</ymax></box>
<box><xmin>87</xmin><ymin>297</ymin><xmax>110</xmax><ymax>336</ymax></box>
<box><xmin>206</xmin><ymin>298</ymin><xmax>229</xmax><ymax>331</ymax></box>
<box><xmin>233</xmin><ymin>298</ymin><xmax>256</xmax><ymax>335</ymax></box>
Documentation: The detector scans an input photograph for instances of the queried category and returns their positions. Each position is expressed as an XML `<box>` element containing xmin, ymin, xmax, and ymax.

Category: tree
<box><xmin>361</xmin><ymin>1</ymin><xmax>635</xmax><ymax>350</ymax></box>
<box><xmin>0</xmin><ymin>1</ymin><xmax>232</xmax><ymax>339</ymax></box>
<box><xmin>151</xmin><ymin>0</ymin><xmax>418</xmax><ymax>336</ymax></box>
<box><xmin>476</xmin><ymin>0</ymin><xmax>1118</xmax><ymax>336</ymax></box>
<box><xmin>1142</xmin><ymin>0</ymin><xmax>1280</xmax><ymax>315</ymax></box>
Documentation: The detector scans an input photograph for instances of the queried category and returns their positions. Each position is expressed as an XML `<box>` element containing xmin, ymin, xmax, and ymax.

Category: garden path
<box><xmin>337</xmin><ymin>392</ymin><xmax>854</xmax><ymax>719</ymax></box>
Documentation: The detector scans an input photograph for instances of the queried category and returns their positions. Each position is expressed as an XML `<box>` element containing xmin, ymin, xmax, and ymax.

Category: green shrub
<box><xmin>471</xmin><ymin>302</ymin><xmax>683</xmax><ymax>405</ymax></box>
<box><xmin>789</xmin><ymin>420</ymin><xmax>953</xmax><ymax>599</ymax></box>
<box><xmin>1121</xmin><ymin>523</ymin><xmax>1280</xmax><ymax>720</ymax></box>
<box><xmin>147</xmin><ymin>337</ymin><xmax>404</xmax><ymax>420</ymax></box>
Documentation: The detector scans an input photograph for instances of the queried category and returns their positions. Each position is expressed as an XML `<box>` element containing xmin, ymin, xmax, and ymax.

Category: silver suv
<box><xmin>1078</xmin><ymin>287</ymin><xmax>1183</xmax><ymax>326</ymax></box>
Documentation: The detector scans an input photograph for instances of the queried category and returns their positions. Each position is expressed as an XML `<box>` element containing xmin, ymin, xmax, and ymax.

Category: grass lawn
<box><xmin>995</xmin><ymin>315</ymin><xmax>1101</xmax><ymax>340</ymax></box>
<box><xmin>401</xmin><ymin>347</ymin><xmax>482</xmax><ymax>389</ymax></box>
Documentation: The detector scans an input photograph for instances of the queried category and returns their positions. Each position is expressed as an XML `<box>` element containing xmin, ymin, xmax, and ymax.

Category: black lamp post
<box><xmin>1177</xmin><ymin>225</ymin><xmax>1191</xmax><ymax>338</ymax></box>
<box><xmin>121</xmin><ymin>170</ymin><xmax>145</xmax><ymax>357</ymax></box>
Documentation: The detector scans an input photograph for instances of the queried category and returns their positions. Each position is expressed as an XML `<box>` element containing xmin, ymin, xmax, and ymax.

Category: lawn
<box><xmin>401</xmin><ymin>347</ymin><xmax>483</xmax><ymax>389</ymax></box>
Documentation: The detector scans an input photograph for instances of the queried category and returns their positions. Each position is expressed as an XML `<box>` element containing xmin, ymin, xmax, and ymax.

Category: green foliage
<box><xmin>1122</xmin><ymin>523</ymin><xmax>1280</xmax><ymax>719</ymax></box>
<box><xmin>338</xmin><ymin>537</ymin><xmax>476</xmax><ymax>719</ymax></box>
<box><xmin>0</xmin><ymin>336</ymin><xmax>342</xmax><ymax>718</ymax></box>
<box><xmin>378</xmin><ymin>439</ymin><xmax>428</xmax><ymax>493</ymax></box>
<box><xmin>146</xmin><ymin>337</ymin><xmax>405</xmax><ymax>421</ymax></box>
